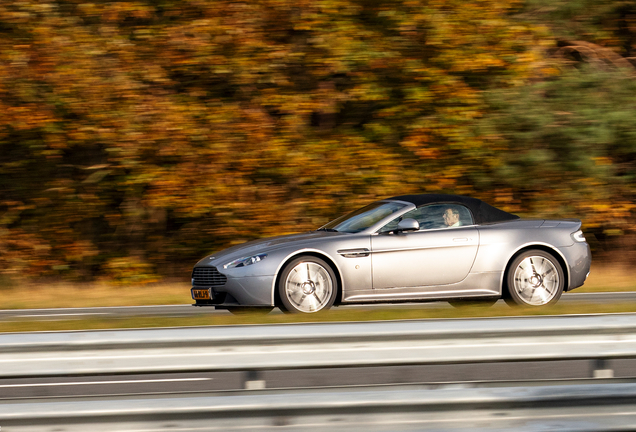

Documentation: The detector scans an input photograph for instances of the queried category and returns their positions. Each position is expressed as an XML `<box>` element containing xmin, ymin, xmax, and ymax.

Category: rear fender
<box><xmin>500</xmin><ymin>243</ymin><xmax>570</xmax><ymax>295</ymax></box>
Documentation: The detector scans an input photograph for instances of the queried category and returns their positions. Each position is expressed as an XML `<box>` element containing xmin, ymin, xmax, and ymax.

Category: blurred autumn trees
<box><xmin>1</xmin><ymin>0</ymin><xmax>635</xmax><ymax>282</ymax></box>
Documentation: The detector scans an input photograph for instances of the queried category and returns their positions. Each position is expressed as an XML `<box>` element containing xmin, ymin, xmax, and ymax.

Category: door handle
<box><xmin>453</xmin><ymin>238</ymin><xmax>469</xmax><ymax>242</ymax></box>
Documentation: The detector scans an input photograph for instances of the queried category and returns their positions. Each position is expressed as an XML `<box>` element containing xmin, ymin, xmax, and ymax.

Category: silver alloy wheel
<box><xmin>511</xmin><ymin>255</ymin><xmax>560</xmax><ymax>305</ymax></box>
<box><xmin>283</xmin><ymin>261</ymin><xmax>334</xmax><ymax>313</ymax></box>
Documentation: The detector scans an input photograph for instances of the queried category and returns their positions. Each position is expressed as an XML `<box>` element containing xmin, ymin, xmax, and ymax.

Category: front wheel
<box><xmin>505</xmin><ymin>250</ymin><xmax>564</xmax><ymax>307</ymax></box>
<box><xmin>278</xmin><ymin>256</ymin><xmax>337</xmax><ymax>313</ymax></box>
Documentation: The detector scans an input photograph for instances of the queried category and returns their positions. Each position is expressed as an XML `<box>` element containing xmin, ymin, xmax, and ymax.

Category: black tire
<box><xmin>505</xmin><ymin>249</ymin><xmax>564</xmax><ymax>307</ymax></box>
<box><xmin>278</xmin><ymin>256</ymin><xmax>337</xmax><ymax>313</ymax></box>
<box><xmin>226</xmin><ymin>307</ymin><xmax>274</xmax><ymax>316</ymax></box>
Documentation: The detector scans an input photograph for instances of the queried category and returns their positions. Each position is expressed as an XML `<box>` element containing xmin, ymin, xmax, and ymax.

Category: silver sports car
<box><xmin>191</xmin><ymin>194</ymin><xmax>591</xmax><ymax>313</ymax></box>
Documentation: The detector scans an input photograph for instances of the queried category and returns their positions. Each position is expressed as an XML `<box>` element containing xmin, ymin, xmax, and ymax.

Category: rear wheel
<box><xmin>278</xmin><ymin>256</ymin><xmax>337</xmax><ymax>313</ymax></box>
<box><xmin>505</xmin><ymin>250</ymin><xmax>564</xmax><ymax>307</ymax></box>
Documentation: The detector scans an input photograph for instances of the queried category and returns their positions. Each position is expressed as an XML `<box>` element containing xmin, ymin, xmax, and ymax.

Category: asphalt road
<box><xmin>2</xmin><ymin>358</ymin><xmax>636</xmax><ymax>400</ymax></box>
<box><xmin>0</xmin><ymin>291</ymin><xmax>635</xmax><ymax>322</ymax></box>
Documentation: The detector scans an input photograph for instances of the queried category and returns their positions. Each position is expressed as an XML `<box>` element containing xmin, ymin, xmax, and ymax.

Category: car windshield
<box><xmin>320</xmin><ymin>201</ymin><xmax>408</xmax><ymax>233</ymax></box>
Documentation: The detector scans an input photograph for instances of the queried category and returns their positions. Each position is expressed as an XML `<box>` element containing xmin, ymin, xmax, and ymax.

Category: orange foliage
<box><xmin>0</xmin><ymin>0</ymin><xmax>630</xmax><ymax>280</ymax></box>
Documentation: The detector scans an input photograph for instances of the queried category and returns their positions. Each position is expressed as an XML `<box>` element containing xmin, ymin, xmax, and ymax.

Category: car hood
<box><xmin>196</xmin><ymin>231</ymin><xmax>343</xmax><ymax>267</ymax></box>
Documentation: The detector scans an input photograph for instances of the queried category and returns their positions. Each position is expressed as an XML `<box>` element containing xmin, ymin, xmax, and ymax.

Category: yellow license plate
<box><xmin>192</xmin><ymin>289</ymin><xmax>211</xmax><ymax>300</ymax></box>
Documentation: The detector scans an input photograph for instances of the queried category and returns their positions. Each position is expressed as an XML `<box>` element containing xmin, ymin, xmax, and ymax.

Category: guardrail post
<box><xmin>244</xmin><ymin>370</ymin><xmax>266</xmax><ymax>390</ymax></box>
<box><xmin>592</xmin><ymin>359</ymin><xmax>614</xmax><ymax>379</ymax></box>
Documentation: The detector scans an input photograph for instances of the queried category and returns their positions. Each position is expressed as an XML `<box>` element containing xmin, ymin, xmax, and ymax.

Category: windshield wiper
<box><xmin>317</xmin><ymin>228</ymin><xmax>339</xmax><ymax>232</ymax></box>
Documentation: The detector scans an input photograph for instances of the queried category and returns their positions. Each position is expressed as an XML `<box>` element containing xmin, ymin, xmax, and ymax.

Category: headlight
<box><xmin>571</xmin><ymin>230</ymin><xmax>586</xmax><ymax>242</ymax></box>
<box><xmin>223</xmin><ymin>253</ymin><xmax>268</xmax><ymax>269</ymax></box>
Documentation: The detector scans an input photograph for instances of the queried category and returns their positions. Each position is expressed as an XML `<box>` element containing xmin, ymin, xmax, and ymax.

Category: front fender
<box><xmin>270</xmin><ymin>248</ymin><xmax>346</xmax><ymax>306</ymax></box>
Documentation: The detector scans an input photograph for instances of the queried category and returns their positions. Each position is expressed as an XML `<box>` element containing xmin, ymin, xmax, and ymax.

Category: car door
<box><xmin>371</xmin><ymin>204</ymin><xmax>479</xmax><ymax>289</ymax></box>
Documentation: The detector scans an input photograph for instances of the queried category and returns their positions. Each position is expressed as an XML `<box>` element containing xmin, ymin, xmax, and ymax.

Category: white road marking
<box><xmin>16</xmin><ymin>313</ymin><xmax>111</xmax><ymax>318</ymax></box>
<box><xmin>0</xmin><ymin>378</ymin><xmax>211</xmax><ymax>388</ymax></box>
<box><xmin>0</xmin><ymin>305</ymin><xmax>192</xmax><ymax>313</ymax></box>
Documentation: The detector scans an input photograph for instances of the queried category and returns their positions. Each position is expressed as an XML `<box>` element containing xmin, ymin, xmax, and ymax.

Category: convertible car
<box><xmin>191</xmin><ymin>194</ymin><xmax>591</xmax><ymax>313</ymax></box>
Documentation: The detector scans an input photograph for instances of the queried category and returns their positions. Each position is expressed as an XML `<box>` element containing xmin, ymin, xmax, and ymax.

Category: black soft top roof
<box><xmin>387</xmin><ymin>194</ymin><xmax>519</xmax><ymax>225</ymax></box>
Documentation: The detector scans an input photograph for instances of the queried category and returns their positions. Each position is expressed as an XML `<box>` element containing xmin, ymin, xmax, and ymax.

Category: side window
<box><xmin>379</xmin><ymin>208</ymin><xmax>419</xmax><ymax>233</ymax></box>
<box><xmin>379</xmin><ymin>204</ymin><xmax>473</xmax><ymax>232</ymax></box>
<box><xmin>431</xmin><ymin>204</ymin><xmax>473</xmax><ymax>228</ymax></box>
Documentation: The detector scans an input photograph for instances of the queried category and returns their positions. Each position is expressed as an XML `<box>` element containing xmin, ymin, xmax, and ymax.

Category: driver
<box><xmin>443</xmin><ymin>208</ymin><xmax>461</xmax><ymax>227</ymax></box>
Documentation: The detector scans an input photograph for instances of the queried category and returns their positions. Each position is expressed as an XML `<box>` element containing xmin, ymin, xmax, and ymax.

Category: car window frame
<box><xmin>320</xmin><ymin>200</ymin><xmax>419</xmax><ymax>234</ymax></box>
<box><xmin>376</xmin><ymin>202</ymin><xmax>476</xmax><ymax>234</ymax></box>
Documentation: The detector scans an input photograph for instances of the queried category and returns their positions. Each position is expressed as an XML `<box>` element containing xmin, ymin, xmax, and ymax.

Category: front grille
<box><xmin>192</xmin><ymin>267</ymin><xmax>227</xmax><ymax>286</ymax></box>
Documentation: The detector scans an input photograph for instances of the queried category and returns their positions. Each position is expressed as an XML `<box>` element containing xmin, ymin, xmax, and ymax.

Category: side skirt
<box><xmin>342</xmin><ymin>272</ymin><xmax>501</xmax><ymax>303</ymax></box>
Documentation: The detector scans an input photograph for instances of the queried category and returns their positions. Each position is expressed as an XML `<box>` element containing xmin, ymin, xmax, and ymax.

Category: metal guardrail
<box><xmin>2</xmin><ymin>382</ymin><xmax>636</xmax><ymax>431</ymax></box>
<box><xmin>0</xmin><ymin>313</ymin><xmax>636</xmax><ymax>377</ymax></box>
<box><xmin>1</xmin><ymin>313</ymin><xmax>636</xmax><ymax>431</ymax></box>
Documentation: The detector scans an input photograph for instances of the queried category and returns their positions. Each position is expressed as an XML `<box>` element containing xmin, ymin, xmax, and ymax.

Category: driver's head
<box><xmin>443</xmin><ymin>208</ymin><xmax>460</xmax><ymax>226</ymax></box>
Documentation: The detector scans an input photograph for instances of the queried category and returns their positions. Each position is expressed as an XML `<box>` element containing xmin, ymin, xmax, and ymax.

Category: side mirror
<box><xmin>396</xmin><ymin>218</ymin><xmax>419</xmax><ymax>233</ymax></box>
